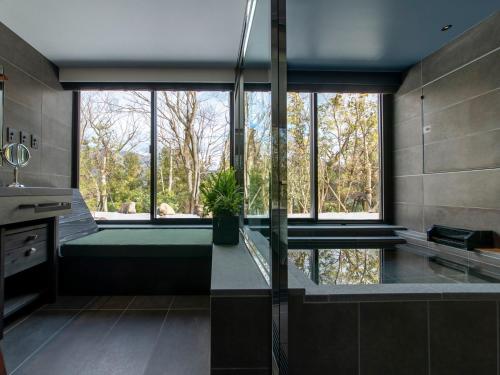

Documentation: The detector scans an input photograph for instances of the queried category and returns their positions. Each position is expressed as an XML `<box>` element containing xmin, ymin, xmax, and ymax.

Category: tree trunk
<box><xmin>99</xmin><ymin>155</ymin><xmax>108</xmax><ymax>212</ymax></box>
<box><xmin>363</xmin><ymin>135</ymin><xmax>373</xmax><ymax>211</ymax></box>
<box><xmin>168</xmin><ymin>147</ymin><xmax>173</xmax><ymax>192</ymax></box>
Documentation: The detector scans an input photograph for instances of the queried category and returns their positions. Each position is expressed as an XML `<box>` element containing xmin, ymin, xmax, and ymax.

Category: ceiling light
<box><xmin>441</xmin><ymin>24</ymin><xmax>453</xmax><ymax>32</ymax></box>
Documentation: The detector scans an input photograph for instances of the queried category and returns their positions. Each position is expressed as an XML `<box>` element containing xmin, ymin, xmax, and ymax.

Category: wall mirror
<box><xmin>2</xmin><ymin>143</ymin><xmax>31</xmax><ymax>187</ymax></box>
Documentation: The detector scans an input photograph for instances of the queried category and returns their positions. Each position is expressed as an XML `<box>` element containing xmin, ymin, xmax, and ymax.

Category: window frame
<box><xmin>73</xmin><ymin>85</ymin><xmax>391</xmax><ymax>225</ymax></box>
<box><xmin>74</xmin><ymin>86</ymin><xmax>233</xmax><ymax>224</ymax></box>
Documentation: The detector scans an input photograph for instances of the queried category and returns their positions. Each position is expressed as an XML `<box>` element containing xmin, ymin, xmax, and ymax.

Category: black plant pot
<box><xmin>212</xmin><ymin>215</ymin><xmax>240</xmax><ymax>245</ymax></box>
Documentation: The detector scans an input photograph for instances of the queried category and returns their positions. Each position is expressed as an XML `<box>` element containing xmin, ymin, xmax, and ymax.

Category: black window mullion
<box><xmin>311</xmin><ymin>92</ymin><xmax>319</xmax><ymax>222</ymax></box>
<box><xmin>229</xmin><ymin>90</ymin><xmax>235</xmax><ymax>168</ymax></box>
<box><xmin>150</xmin><ymin>91</ymin><xmax>157</xmax><ymax>221</ymax></box>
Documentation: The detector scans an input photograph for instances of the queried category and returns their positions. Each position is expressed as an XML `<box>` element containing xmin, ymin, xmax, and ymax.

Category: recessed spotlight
<box><xmin>441</xmin><ymin>24</ymin><xmax>452</xmax><ymax>32</ymax></box>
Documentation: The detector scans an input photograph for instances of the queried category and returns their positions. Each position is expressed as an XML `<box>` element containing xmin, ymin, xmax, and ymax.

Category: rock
<box><xmin>119</xmin><ymin>202</ymin><xmax>136</xmax><ymax>214</ymax></box>
<box><xmin>194</xmin><ymin>204</ymin><xmax>204</xmax><ymax>218</ymax></box>
<box><xmin>158</xmin><ymin>202</ymin><xmax>176</xmax><ymax>216</ymax></box>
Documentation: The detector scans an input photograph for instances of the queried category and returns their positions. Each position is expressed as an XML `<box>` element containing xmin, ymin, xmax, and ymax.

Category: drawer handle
<box><xmin>24</xmin><ymin>248</ymin><xmax>37</xmax><ymax>256</ymax></box>
<box><xmin>27</xmin><ymin>234</ymin><xmax>39</xmax><ymax>242</ymax></box>
<box><xmin>18</xmin><ymin>202</ymin><xmax>71</xmax><ymax>213</ymax></box>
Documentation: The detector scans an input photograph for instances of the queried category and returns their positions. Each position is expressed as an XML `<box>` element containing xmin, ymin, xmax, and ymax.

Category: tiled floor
<box><xmin>1</xmin><ymin>295</ymin><xmax>210</xmax><ymax>375</ymax></box>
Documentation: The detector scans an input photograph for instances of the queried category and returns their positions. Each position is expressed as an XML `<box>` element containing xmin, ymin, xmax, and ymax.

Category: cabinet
<box><xmin>0</xmin><ymin>187</ymin><xmax>72</xmax><ymax>336</ymax></box>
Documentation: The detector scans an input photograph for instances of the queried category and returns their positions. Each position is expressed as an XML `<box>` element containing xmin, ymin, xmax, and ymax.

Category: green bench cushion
<box><xmin>60</xmin><ymin>229</ymin><xmax>212</xmax><ymax>258</ymax></box>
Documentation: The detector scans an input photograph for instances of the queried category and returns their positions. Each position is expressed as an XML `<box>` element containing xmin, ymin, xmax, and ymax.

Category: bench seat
<box><xmin>60</xmin><ymin>229</ymin><xmax>212</xmax><ymax>258</ymax></box>
<box><xmin>59</xmin><ymin>227</ymin><xmax>213</xmax><ymax>295</ymax></box>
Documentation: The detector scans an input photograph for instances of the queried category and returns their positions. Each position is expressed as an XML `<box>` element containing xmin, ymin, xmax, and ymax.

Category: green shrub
<box><xmin>200</xmin><ymin>168</ymin><xmax>243</xmax><ymax>217</ymax></box>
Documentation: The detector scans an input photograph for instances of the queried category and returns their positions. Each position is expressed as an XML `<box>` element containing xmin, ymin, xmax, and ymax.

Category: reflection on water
<box><xmin>289</xmin><ymin>247</ymin><xmax>498</xmax><ymax>285</ymax></box>
<box><xmin>289</xmin><ymin>249</ymin><xmax>380</xmax><ymax>285</ymax></box>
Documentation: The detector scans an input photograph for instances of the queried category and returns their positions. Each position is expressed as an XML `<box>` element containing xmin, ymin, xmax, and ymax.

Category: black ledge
<box><xmin>211</xmin><ymin>234</ymin><xmax>270</xmax><ymax>296</ymax></box>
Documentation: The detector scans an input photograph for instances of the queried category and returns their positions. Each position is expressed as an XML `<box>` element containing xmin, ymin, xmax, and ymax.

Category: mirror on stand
<box><xmin>2</xmin><ymin>143</ymin><xmax>31</xmax><ymax>187</ymax></box>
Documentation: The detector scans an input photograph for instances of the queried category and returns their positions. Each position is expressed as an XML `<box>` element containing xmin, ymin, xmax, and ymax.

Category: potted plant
<box><xmin>200</xmin><ymin>168</ymin><xmax>243</xmax><ymax>245</ymax></box>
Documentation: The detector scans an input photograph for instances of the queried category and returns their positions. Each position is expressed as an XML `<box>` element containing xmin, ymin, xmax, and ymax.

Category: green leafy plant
<box><xmin>200</xmin><ymin>168</ymin><xmax>243</xmax><ymax>217</ymax></box>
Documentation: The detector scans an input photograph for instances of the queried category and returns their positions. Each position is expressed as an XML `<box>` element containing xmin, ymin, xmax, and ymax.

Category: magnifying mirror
<box><xmin>2</xmin><ymin>143</ymin><xmax>31</xmax><ymax>187</ymax></box>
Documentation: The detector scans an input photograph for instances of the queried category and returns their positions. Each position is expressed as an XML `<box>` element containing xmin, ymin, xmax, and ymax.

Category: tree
<box><xmin>244</xmin><ymin>92</ymin><xmax>271</xmax><ymax>216</ymax></box>
<box><xmin>80</xmin><ymin>91</ymin><xmax>149</xmax><ymax>213</ymax></box>
<box><xmin>287</xmin><ymin>92</ymin><xmax>311</xmax><ymax>215</ymax></box>
<box><xmin>317</xmin><ymin>93</ymin><xmax>379</xmax><ymax>216</ymax></box>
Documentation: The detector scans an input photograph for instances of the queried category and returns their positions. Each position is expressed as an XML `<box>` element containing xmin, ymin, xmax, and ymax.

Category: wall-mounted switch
<box><xmin>31</xmin><ymin>134</ymin><xmax>39</xmax><ymax>149</ymax></box>
<box><xmin>20</xmin><ymin>131</ymin><xmax>29</xmax><ymax>145</ymax></box>
<box><xmin>6</xmin><ymin>127</ymin><xmax>17</xmax><ymax>143</ymax></box>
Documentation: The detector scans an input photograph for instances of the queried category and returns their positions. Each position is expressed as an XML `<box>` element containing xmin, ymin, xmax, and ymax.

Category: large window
<box><xmin>79</xmin><ymin>89</ymin><xmax>381</xmax><ymax>222</ymax></box>
<box><xmin>79</xmin><ymin>90</ymin><xmax>230</xmax><ymax>221</ymax></box>
<box><xmin>80</xmin><ymin>91</ymin><xmax>151</xmax><ymax>220</ymax></box>
<box><xmin>156</xmin><ymin>91</ymin><xmax>230</xmax><ymax>218</ymax></box>
<box><xmin>317</xmin><ymin>93</ymin><xmax>380</xmax><ymax>220</ymax></box>
<box><xmin>242</xmin><ymin>91</ymin><xmax>381</xmax><ymax>221</ymax></box>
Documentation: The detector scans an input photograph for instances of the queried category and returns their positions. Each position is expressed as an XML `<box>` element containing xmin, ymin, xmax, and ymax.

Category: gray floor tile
<box><xmin>42</xmin><ymin>296</ymin><xmax>96</xmax><ymax>310</ymax></box>
<box><xmin>171</xmin><ymin>295</ymin><xmax>210</xmax><ymax>310</ymax></box>
<box><xmin>3</xmin><ymin>310</ymin><xmax>77</xmax><ymax>373</ymax></box>
<box><xmin>79</xmin><ymin>310</ymin><xmax>167</xmax><ymax>375</ymax></box>
<box><xmin>12</xmin><ymin>310</ymin><xmax>122</xmax><ymax>375</ymax></box>
<box><xmin>144</xmin><ymin>309</ymin><xmax>210</xmax><ymax>375</ymax></box>
<box><xmin>128</xmin><ymin>295</ymin><xmax>174</xmax><ymax>310</ymax></box>
<box><xmin>86</xmin><ymin>296</ymin><xmax>135</xmax><ymax>310</ymax></box>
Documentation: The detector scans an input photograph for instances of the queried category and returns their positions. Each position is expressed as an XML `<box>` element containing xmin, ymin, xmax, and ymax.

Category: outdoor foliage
<box><xmin>80</xmin><ymin>90</ymin><xmax>379</xmax><ymax>219</ymax></box>
<box><xmin>200</xmin><ymin>168</ymin><xmax>243</xmax><ymax>217</ymax></box>
<box><xmin>288</xmin><ymin>249</ymin><xmax>380</xmax><ymax>285</ymax></box>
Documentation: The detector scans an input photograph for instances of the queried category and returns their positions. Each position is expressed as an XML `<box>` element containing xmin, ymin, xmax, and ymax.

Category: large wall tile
<box><xmin>394</xmin><ymin>146</ymin><xmax>423</xmax><ymax>176</ymax></box>
<box><xmin>394</xmin><ymin>176</ymin><xmax>423</xmax><ymax>205</ymax></box>
<box><xmin>2</xmin><ymin>60</ymin><xmax>43</xmax><ymax>110</ymax></box>
<box><xmin>423</xmin><ymin>89</ymin><xmax>500</xmax><ymax>144</ymax></box>
<box><xmin>422</xmin><ymin>11</ymin><xmax>500</xmax><ymax>84</ymax></box>
<box><xmin>423</xmin><ymin>49</ymin><xmax>500</xmax><ymax>114</ymax></box>
<box><xmin>289</xmin><ymin>298</ymin><xmax>358</xmax><ymax>375</ymax></box>
<box><xmin>360</xmin><ymin>302</ymin><xmax>428</xmax><ymax>375</ymax></box>
<box><xmin>396</xmin><ymin>62</ymin><xmax>422</xmax><ymax>96</ymax></box>
<box><xmin>424</xmin><ymin>129</ymin><xmax>500</xmax><ymax>172</ymax></box>
<box><xmin>41</xmin><ymin>144</ymin><xmax>71</xmax><ymax>177</ymax></box>
<box><xmin>4</xmin><ymin>97</ymin><xmax>41</xmax><ymax>137</ymax></box>
<box><xmin>423</xmin><ymin>169</ymin><xmax>500</xmax><ymax>209</ymax></box>
<box><xmin>0</xmin><ymin>23</ymin><xmax>45</xmax><ymax>81</ymax></box>
<box><xmin>42</xmin><ymin>115</ymin><xmax>72</xmax><ymax>150</ymax></box>
<box><xmin>429</xmin><ymin>301</ymin><xmax>497</xmax><ymax>375</ymax></box>
<box><xmin>394</xmin><ymin>203</ymin><xmax>424</xmax><ymax>232</ymax></box>
<box><xmin>394</xmin><ymin>116</ymin><xmax>422</xmax><ymax>150</ymax></box>
<box><xmin>211</xmin><ymin>296</ymin><xmax>271</xmax><ymax>370</ymax></box>
<box><xmin>394</xmin><ymin>89</ymin><xmax>422</xmax><ymax>124</ymax></box>
<box><xmin>0</xmin><ymin>22</ymin><xmax>72</xmax><ymax>188</ymax></box>
<box><xmin>424</xmin><ymin>205</ymin><xmax>500</xmax><ymax>235</ymax></box>
<box><xmin>394</xmin><ymin>15</ymin><xmax>500</xmax><ymax>236</ymax></box>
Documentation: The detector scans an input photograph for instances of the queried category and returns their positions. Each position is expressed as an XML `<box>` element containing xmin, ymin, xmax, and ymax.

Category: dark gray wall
<box><xmin>393</xmin><ymin>11</ymin><xmax>500</xmax><ymax>236</ymax></box>
<box><xmin>0</xmin><ymin>22</ymin><xmax>72</xmax><ymax>188</ymax></box>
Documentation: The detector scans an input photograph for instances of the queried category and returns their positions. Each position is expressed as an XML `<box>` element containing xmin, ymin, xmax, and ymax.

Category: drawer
<box><xmin>5</xmin><ymin>225</ymin><xmax>48</xmax><ymax>250</ymax></box>
<box><xmin>5</xmin><ymin>241</ymin><xmax>48</xmax><ymax>277</ymax></box>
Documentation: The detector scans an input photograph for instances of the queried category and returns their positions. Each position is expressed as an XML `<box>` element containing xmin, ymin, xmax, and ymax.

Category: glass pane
<box><xmin>317</xmin><ymin>93</ymin><xmax>380</xmax><ymax>220</ymax></box>
<box><xmin>79</xmin><ymin>91</ymin><xmax>151</xmax><ymax>220</ymax></box>
<box><xmin>244</xmin><ymin>91</ymin><xmax>271</xmax><ymax>219</ymax></box>
<box><xmin>156</xmin><ymin>91</ymin><xmax>230</xmax><ymax>218</ymax></box>
<box><xmin>287</xmin><ymin>92</ymin><xmax>312</xmax><ymax>218</ymax></box>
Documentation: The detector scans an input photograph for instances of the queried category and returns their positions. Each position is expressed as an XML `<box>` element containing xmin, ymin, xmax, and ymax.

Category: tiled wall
<box><xmin>393</xmin><ymin>11</ymin><xmax>500</xmax><ymax>236</ymax></box>
<box><xmin>0</xmin><ymin>22</ymin><xmax>72</xmax><ymax>188</ymax></box>
<box><xmin>289</xmin><ymin>295</ymin><xmax>499</xmax><ymax>375</ymax></box>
